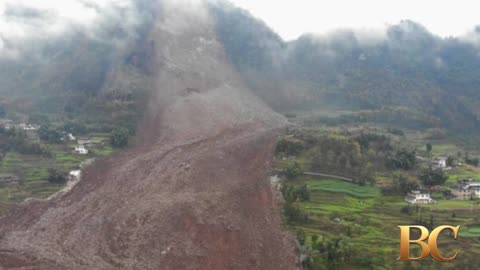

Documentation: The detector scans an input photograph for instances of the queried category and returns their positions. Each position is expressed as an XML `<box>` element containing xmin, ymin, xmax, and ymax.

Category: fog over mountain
<box><xmin>0</xmin><ymin>0</ymin><xmax>145</xmax><ymax>57</ymax></box>
<box><xmin>3</xmin><ymin>0</ymin><xmax>480</xmax><ymax>130</ymax></box>
<box><xmin>2</xmin><ymin>0</ymin><xmax>480</xmax><ymax>269</ymax></box>
<box><xmin>211</xmin><ymin>2</ymin><xmax>480</xmax><ymax>130</ymax></box>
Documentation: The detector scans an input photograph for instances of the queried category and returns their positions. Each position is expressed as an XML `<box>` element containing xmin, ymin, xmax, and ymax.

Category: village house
<box><xmin>69</xmin><ymin>170</ymin><xmax>81</xmax><ymax>180</ymax></box>
<box><xmin>0</xmin><ymin>119</ymin><xmax>13</xmax><ymax>129</ymax></box>
<box><xmin>405</xmin><ymin>190</ymin><xmax>435</xmax><ymax>204</ymax></box>
<box><xmin>74</xmin><ymin>145</ymin><xmax>89</xmax><ymax>155</ymax></box>
<box><xmin>18</xmin><ymin>123</ymin><xmax>40</xmax><ymax>131</ymax></box>
<box><xmin>457</xmin><ymin>180</ymin><xmax>480</xmax><ymax>200</ymax></box>
<box><xmin>67</xmin><ymin>133</ymin><xmax>76</xmax><ymax>141</ymax></box>
<box><xmin>77</xmin><ymin>137</ymin><xmax>103</xmax><ymax>148</ymax></box>
<box><xmin>432</xmin><ymin>157</ymin><xmax>447</xmax><ymax>169</ymax></box>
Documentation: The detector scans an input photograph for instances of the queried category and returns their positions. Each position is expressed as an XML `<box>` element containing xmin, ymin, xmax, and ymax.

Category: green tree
<box><xmin>297</xmin><ymin>229</ymin><xmax>306</xmax><ymax>245</ymax></box>
<box><xmin>426</xmin><ymin>143</ymin><xmax>432</xmax><ymax>154</ymax></box>
<box><xmin>282</xmin><ymin>161</ymin><xmax>303</xmax><ymax>180</ymax></box>
<box><xmin>297</xmin><ymin>184</ymin><xmax>310</xmax><ymax>201</ymax></box>
<box><xmin>393</xmin><ymin>173</ymin><xmax>420</xmax><ymax>194</ymax></box>
<box><xmin>63</xmin><ymin>121</ymin><xmax>87</xmax><ymax>135</ymax></box>
<box><xmin>48</xmin><ymin>168</ymin><xmax>67</xmax><ymax>184</ymax></box>
<box><xmin>359</xmin><ymin>161</ymin><xmax>375</xmax><ymax>185</ymax></box>
<box><xmin>110</xmin><ymin>127</ymin><xmax>129</xmax><ymax>148</ymax></box>
<box><xmin>386</xmin><ymin>149</ymin><xmax>416</xmax><ymax>170</ymax></box>
<box><xmin>311</xmin><ymin>235</ymin><xmax>319</xmax><ymax>247</ymax></box>
<box><xmin>419</xmin><ymin>167</ymin><xmax>449</xmax><ymax>187</ymax></box>
<box><xmin>38</xmin><ymin>125</ymin><xmax>62</xmax><ymax>144</ymax></box>
<box><xmin>446</xmin><ymin>156</ymin><xmax>455</xmax><ymax>167</ymax></box>
<box><xmin>318</xmin><ymin>236</ymin><xmax>352</xmax><ymax>269</ymax></box>
<box><xmin>275</xmin><ymin>138</ymin><xmax>304</xmax><ymax>156</ymax></box>
<box><xmin>0</xmin><ymin>105</ymin><xmax>6</xmax><ymax>118</ymax></box>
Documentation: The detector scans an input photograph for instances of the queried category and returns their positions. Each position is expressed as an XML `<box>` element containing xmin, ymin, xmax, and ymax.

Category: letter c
<box><xmin>428</xmin><ymin>225</ymin><xmax>460</xmax><ymax>262</ymax></box>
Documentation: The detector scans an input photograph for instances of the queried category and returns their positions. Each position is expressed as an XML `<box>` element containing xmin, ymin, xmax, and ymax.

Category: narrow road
<box><xmin>302</xmin><ymin>172</ymin><xmax>355</xmax><ymax>182</ymax></box>
<box><xmin>274</xmin><ymin>168</ymin><xmax>357</xmax><ymax>183</ymax></box>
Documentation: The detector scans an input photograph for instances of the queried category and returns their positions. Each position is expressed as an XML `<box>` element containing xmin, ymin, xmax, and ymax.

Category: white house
<box><xmin>458</xmin><ymin>181</ymin><xmax>480</xmax><ymax>200</ymax></box>
<box><xmin>74</xmin><ymin>145</ymin><xmax>88</xmax><ymax>155</ymax></box>
<box><xmin>67</xmin><ymin>133</ymin><xmax>76</xmax><ymax>141</ymax></box>
<box><xmin>0</xmin><ymin>119</ymin><xmax>13</xmax><ymax>130</ymax></box>
<box><xmin>405</xmin><ymin>190</ymin><xmax>435</xmax><ymax>204</ymax></box>
<box><xmin>432</xmin><ymin>157</ymin><xmax>447</xmax><ymax>169</ymax></box>
<box><xmin>19</xmin><ymin>123</ymin><xmax>40</xmax><ymax>131</ymax></box>
<box><xmin>69</xmin><ymin>170</ymin><xmax>81</xmax><ymax>180</ymax></box>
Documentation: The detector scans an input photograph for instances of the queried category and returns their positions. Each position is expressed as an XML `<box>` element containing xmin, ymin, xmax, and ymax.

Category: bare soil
<box><xmin>0</xmin><ymin>1</ymin><xmax>298</xmax><ymax>269</ymax></box>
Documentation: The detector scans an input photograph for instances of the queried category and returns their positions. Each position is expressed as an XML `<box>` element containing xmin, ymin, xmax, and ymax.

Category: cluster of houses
<box><xmin>405</xmin><ymin>179</ymin><xmax>480</xmax><ymax>204</ymax></box>
<box><xmin>74</xmin><ymin>145</ymin><xmax>89</xmax><ymax>155</ymax></box>
<box><xmin>417</xmin><ymin>155</ymin><xmax>462</xmax><ymax>171</ymax></box>
<box><xmin>403</xmin><ymin>153</ymin><xmax>479</xmax><ymax>204</ymax></box>
<box><xmin>0</xmin><ymin>119</ymin><xmax>104</xmax><ymax>156</ymax></box>
<box><xmin>72</xmin><ymin>137</ymin><xmax>104</xmax><ymax>155</ymax></box>
<box><xmin>455</xmin><ymin>180</ymin><xmax>480</xmax><ymax>200</ymax></box>
<box><xmin>0</xmin><ymin>119</ymin><xmax>40</xmax><ymax>131</ymax></box>
<box><xmin>64</xmin><ymin>133</ymin><xmax>89</xmax><ymax>155</ymax></box>
<box><xmin>431</xmin><ymin>156</ymin><xmax>461</xmax><ymax>170</ymax></box>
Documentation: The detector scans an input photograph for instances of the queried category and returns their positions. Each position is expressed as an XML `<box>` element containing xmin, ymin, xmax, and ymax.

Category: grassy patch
<box><xmin>448</xmin><ymin>167</ymin><xmax>480</xmax><ymax>184</ymax></box>
<box><xmin>93</xmin><ymin>146</ymin><xmax>114</xmax><ymax>157</ymax></box>
<box><xmin>430</xmin><ymin>144</ymin><xmax>459</xmax><ymax>156</ymax></box>
<box><xmin>305</xmin><ymin>179</ymin><xmax>381</xmax><ymax>199</ymax></box>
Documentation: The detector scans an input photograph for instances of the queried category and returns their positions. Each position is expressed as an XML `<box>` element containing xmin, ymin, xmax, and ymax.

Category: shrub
<box><xmin>38</xmin><ymin>125</ymin><xmax>62</xmax><ymax>144</ymax></box>
<box><xmin>282</xmin><ymin>161</ymin><xmax>303</xmax><ymax>180</ymax></box>
<box><xmin>419</xmin><ymin>167</ymin><xmax>449</xmax><ymax>187</ymax></box>
<box><xmin>48</xmin><ymin>168</ymin><xmax>67</xmax><ymax>184</ymax></box>
<box><xmin>110</xmin><ymin>127</ymin><xmax>129</xmax><ymax>148</ymax></box>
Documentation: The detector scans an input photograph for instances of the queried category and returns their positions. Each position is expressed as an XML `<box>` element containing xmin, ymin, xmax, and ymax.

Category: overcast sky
<box><xmin>229</xmin><ymin>0</ymin><xmax>480</xmax><ymax>40</ymax></box>
<box><xmin>2</xmin><ymin>0</ymin><xmax>480</xmax><ymax>54</ymax></box>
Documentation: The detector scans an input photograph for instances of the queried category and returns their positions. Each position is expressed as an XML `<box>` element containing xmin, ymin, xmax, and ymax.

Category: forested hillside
<box><xmin>211</xmin><ymin>2</ymin><xmax>480</xmax><ymax>131</ymax></box>
<box><xmin>0</xmin><ymin>0</ymin><xmax>158</xmax><ymax>132</ymax></box>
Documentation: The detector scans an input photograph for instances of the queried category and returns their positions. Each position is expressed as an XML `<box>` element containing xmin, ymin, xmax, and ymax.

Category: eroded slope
<box><xmin>0</xmin><ymin>1</ymin><xmax>297</xmax><ymax>269</ymax></box>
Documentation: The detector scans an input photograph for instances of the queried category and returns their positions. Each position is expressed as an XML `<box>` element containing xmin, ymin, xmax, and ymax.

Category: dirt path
<box><xmin>303</xmin><ymin>172</ymin><xmax>355</xmax><ymax>182</ymax></box>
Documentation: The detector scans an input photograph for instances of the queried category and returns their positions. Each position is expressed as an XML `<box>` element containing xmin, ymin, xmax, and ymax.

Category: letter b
<box><xmin>398</xmin><ymin>225</ymin><xmax>431</xmax><ymax>261</ymax></box>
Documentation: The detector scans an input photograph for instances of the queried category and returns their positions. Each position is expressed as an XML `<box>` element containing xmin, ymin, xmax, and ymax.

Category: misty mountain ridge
<box><xmin>212</xmin><ymin>2</ymin><xmax>480</xmax><ymax>130</ymax></box>
<box><xmin>2</xmin><ymin>0</ymin><xmax>480</xmax><ymax>131</ymax></box>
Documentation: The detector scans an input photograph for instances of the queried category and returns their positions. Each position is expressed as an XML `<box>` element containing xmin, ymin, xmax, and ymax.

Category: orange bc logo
<box><xmin>398</xmin><ymin>225</ymin><xmax>460</xmax><ymax>262</ymax></box>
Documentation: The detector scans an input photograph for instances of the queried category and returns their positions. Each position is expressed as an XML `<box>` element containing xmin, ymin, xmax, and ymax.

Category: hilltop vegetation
<box><xmin>211</xmin><ymin>3</ymin><xmax>480</xmax><ymax>131</ymax></box>
<box><xmin>273</xmin><ymin>110</ymin><xmax>480</xmax><ymax>269</ymax></box>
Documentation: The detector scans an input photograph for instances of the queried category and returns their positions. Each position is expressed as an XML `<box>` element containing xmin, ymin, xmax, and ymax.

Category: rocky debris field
<box><xmin>0</xmin><ymin>1</ymin><xmax>297</xmax><ymax>269</ymax></box>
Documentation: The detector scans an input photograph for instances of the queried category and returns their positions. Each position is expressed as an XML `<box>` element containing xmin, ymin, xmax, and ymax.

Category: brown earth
<box><xmin>0</xmin><ymin>1</ymin><xmax>298</xmax><ymax>269</ymax></box>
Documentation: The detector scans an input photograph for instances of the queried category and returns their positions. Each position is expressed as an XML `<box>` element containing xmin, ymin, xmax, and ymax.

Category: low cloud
<box><xmin>0</xmin><ymin>0</ymin><xmax>140</xmax><ymax>58</ymax></box>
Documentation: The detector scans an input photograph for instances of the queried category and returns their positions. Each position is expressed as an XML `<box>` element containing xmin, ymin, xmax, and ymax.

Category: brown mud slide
<box><xmin>0</xmin><ymin>1</ymin><xmax>298</xmax><ymax>269</ymax></box>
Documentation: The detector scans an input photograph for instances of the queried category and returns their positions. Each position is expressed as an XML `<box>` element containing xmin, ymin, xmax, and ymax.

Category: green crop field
<box><xmin>288</xmin><ymin>177</ymin><xmax>480</xmax><ymax>269</ymax></box>
<box><xmin>306</xmin><ymin>179</ymin><xmax>381</xmax><ymax>199</ymax></box>
<box><xmin>447</xmin><ymin>167</ymin><xmax>480</xmax><ymax>183</ymax></box>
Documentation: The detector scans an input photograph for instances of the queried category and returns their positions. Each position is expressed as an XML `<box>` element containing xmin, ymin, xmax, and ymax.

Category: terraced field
<box><xmin>0</xmin><ymin>133</ymin><xmax>113</xmax><ymax>213</ymax></box>
<box><xmin>289</xmin><ymin>177</ymin><xmax>480</xmax><ymax>269</ymax></box>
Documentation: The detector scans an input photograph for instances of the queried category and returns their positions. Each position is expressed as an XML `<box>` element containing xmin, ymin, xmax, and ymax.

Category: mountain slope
<box><xmin>211</xmin><ymin>4</ymin><xmax>480</xmax><ymax>130</ymax></box>
<box><xmin>0</xmin><ymin>1</ymin><xmax>296</xmax><ymax>269</ymax></box>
